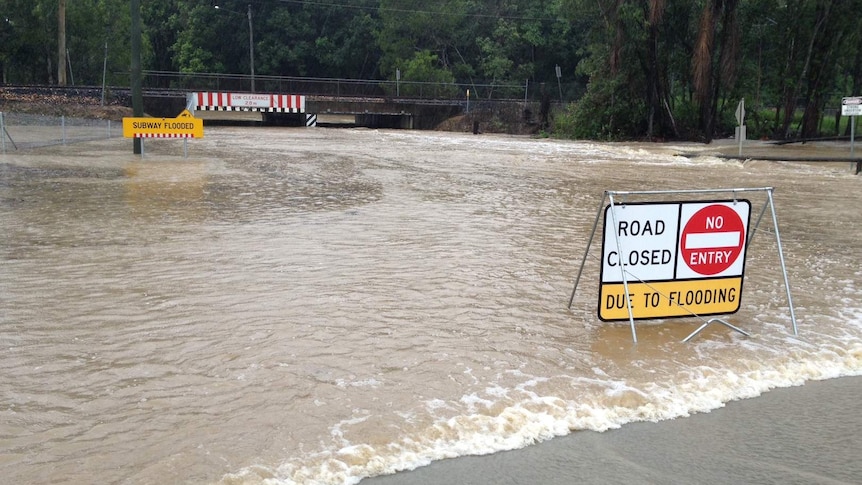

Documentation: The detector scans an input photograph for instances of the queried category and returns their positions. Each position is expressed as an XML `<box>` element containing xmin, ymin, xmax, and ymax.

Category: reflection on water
<box><xmin>124</xmin><ymin>161</ymin><xmax>208</xmax><ymax>221</ymax></box>
<box><xmin>0</xmin><ymin>129</ymin><xmax>860</xmax><ymax>485</ymax></box>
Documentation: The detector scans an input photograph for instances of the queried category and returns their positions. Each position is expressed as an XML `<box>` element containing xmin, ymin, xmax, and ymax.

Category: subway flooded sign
<box><xmin>123</xmin><ymin>109</ymin><xmax>204</xmax><ymax>139</ymax></box>
<box><xmin>598</xmin><ymin>200</ymin><xmax>751</xmax><ymax>321</ymax></box>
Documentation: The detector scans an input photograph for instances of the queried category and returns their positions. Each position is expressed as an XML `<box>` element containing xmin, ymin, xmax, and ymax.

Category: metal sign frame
<box><xmin>843</xmin><ymin>96</ymin><xmax>862</xmax><ymax>160</ymax></box>
<box><xmin>567</xmin><ymin>187</ymin><xmax>797</xmax><ymax>343</ymax></box>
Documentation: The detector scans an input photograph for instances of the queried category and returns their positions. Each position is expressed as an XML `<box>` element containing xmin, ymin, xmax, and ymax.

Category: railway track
<box><xmin>0</xmin><ymin>84</ymin><xmax>186</xmax><ymax>102</ymax></box>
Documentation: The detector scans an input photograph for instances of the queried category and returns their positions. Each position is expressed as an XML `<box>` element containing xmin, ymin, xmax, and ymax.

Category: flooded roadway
<box><xmin>1</xmin><ymin>128</ymin><xmax>860</xmax><ymax>484</ymax></box>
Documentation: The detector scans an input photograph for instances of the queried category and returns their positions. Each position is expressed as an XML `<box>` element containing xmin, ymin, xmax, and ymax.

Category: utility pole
<box><xmin>57</xmin><ymin>0</ymin><xmax>66</xmax><ymax>85</ymax></box>
<box><xmin>214</xmin><ymin>4</ymin><xmax>255</xmax><ymax>92</ymax></box>
<box><xmin>130</xmin><ymin>0</ymin><xmax>143</xmax><ymax>154</ymax></box>
<box><xmin>101</xmin><ymin>42</ymin><xmax>108</xmax><ymax>106</ymax></box>
<box><xmin>555</xmin><ymin>64</ymin><xmax>563</xmax><ymax>103</ymax></box>
<box><xmin>248</xmin><ymin>4</ymin><xmax>255</xmax><ymax>92</ymax></box>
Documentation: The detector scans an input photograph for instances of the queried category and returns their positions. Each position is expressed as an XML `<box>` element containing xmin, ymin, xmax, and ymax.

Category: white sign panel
<box><xmin>600</xmin><ymin>200</ymin><xmax>750</xmax><ymax>283</ymax></box>
<box><xmin>601</xmin><ymin>203</ymin><xmax>680</xmax><ymax>283</ymax></box>
<box><xmin>842</xmin><ymin>96</ymin><xmax>862</xmax><ymax>116</ymax></box>
<box><xmin>229</xmin><ymin>93</ymin><xmax>272</xmax><ymax>108</ymax></box>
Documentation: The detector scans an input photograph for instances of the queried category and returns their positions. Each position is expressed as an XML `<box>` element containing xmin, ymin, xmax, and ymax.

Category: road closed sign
<box><xmin>599</xmin><ymin>199</ymin><xmax>751</xmax><ymax>321</ymax></box>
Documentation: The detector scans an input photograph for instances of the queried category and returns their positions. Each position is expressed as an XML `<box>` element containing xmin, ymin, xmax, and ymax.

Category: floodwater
<box><xmin>1</xmin><ymin>127</ymin><xmax>860</xmax><ymax>484</ymax></box>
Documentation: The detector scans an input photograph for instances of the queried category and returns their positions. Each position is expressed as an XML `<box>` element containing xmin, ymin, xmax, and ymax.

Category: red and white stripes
<box><xmin>134</xmin><ymin>133</ymin><xmax>194</xmax><ymax>138</ymax></box>
<box><xmin>189</xmin><ymin>92</ymin><xmax>306</xmax><ymax>113</ymax></box>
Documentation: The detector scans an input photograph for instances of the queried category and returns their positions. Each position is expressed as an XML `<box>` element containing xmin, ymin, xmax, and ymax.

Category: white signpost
<box><xmin>842</xmin><ymin>96</ymin><xmax>862</xmax><ymax>158</ymax></box>
<box><xmin>735</xmin><ymin>98</ymin><xmax>745</xmax><ymax>156</ymax></box>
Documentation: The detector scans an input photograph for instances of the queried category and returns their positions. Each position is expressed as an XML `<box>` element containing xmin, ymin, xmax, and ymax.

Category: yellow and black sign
<box><xmin>599</xmin><ymin>277</ymin><xmax>743</xmax><ymax>321</ymax></box>
<box><xmin>123</xmin><ymin>109</ymin><xmax>204</xmax><ymax>139</ymax></box>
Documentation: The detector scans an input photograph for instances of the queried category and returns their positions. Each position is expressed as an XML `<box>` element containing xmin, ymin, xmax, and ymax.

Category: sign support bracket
<box><xmin>606</xmin><ymin>192</ymin><xmax>639</xmax><ymax>342</ymax></box>
<box><xmin>682</xmin><ymin>318</ymin><xmax>752</xmax><ymax>343</ymax></box>
<box><xmin>568</xmin><ymin>187</ymin><xmax>797</xmax><ymax>343</ymax></box>
<box><xmin>567</xmin><ymin>192</ymin><xmax>608</xmax><ymax>309</ymax></box>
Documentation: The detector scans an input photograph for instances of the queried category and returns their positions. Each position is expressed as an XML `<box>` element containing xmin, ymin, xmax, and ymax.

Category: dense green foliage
<box><xmin>2</xmin><ymin>0</ymin><xmax>861</xmax><ymax>140</ymax></box>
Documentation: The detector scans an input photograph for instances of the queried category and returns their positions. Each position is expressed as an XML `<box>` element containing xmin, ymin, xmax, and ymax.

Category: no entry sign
<box><xmin>679</xmin><ymin>204</ymin><xmax>746</xmax><ymax>276</ymax></box>
<box><xmin>599</xmin><ymin>199</ymin><xmax>751</xmax><ymax>321</ymax></box>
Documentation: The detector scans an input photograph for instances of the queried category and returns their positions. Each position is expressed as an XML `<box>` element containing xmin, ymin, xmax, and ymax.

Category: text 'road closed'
<box><xmin>598</xmin><ymin>199</ymin><xmax>750</xmax><ymax>321</ymax></box>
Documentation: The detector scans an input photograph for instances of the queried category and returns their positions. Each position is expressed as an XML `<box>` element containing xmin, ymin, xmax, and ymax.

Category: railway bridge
<box><xmin>1</xmin><ymin>72</ymin><xmax>548</xmax><ymax>130</ymax></box>
<box><xmin>159</xmin><ymin>91</ymin><xmax>467</xmax><ymax>129</ymax></box>
<box><xmin>137</xmin><ymin>71</ymin><xmax>541</xmax><ymax>130</ymax></box>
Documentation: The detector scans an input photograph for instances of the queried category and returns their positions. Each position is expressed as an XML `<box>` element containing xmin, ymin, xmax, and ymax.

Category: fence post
<box><xmin>62</xmin><ymin>115</ymin><xmax>67</xmax><ymax>145</ymax></box>
<box><xmin>1</xmin><ymin>112</ymin><xmax>5</xmax><ymax>154</ymax></box>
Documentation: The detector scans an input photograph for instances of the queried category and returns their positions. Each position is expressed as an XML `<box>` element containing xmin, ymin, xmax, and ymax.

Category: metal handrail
<box><xmin>136</xmin><ymin>70</ymin><xmax>565</xmax><ymax>102</ymax></box>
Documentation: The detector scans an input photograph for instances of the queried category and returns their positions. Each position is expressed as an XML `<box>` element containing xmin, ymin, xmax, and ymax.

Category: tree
<box><xmin>0</xmin><ymin>0</ymin><xmax>58</xmax><ymax>83</ymax></box>
<box><xmin>692</xmin><ymin>0</ymin><xmax>740</xmax><ymax>142</ymax></box>
<box><xmin>377</xmin><ymin>0</ymin><xmax>473</xmax><ymax>82</ymax></box>
<box><xmin>560</xmin><ymin>0</ymin><xmax>683</xmax><ymax>139</ymax></box>
<box><xmin>65</xmin><ymin>0</ymin><xmax>132</xmax><ymax>86</ymax></box>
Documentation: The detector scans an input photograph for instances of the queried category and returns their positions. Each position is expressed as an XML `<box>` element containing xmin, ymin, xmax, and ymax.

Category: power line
<box><xmin>273</xmin><ymin>0</ymin><xmax>567</xmax><ymax>22</ymax></box>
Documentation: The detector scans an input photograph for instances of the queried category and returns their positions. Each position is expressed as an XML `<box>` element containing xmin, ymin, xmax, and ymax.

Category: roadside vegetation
<box><xmin>2</xmin><ymin>1</ymin><xmax>861</xmax><ymax>141</ymax></box>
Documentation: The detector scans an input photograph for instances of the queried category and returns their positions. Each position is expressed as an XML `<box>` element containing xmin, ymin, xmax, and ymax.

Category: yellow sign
<box><xmin>599</xmin><ymin>277</ymin><xmax>743</xmax><ymax>321</ymax></box>
<box><xmin>123</xmin><ymin>110</ymin><xmax>204</xmax><ymax>139</ymax></box>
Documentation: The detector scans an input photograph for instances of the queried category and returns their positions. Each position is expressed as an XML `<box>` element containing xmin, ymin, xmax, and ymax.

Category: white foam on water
<box><xmin>221</xmin><ymin>310</ymin><xmax>862</xmax><ymax>485</ymax></box>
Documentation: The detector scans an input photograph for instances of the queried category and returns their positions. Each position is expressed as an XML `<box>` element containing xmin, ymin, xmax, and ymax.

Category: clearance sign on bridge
<box><xmin>599</xmin><ymin>199</ymin><xmax>751</xmax><ymax>321</ymax></box>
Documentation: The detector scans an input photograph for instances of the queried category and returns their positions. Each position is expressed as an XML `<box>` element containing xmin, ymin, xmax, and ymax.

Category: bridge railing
<box><xmin>139</xmin><ymin>70</ymin><xmax>567</xmax><ymax>102</ymax></box>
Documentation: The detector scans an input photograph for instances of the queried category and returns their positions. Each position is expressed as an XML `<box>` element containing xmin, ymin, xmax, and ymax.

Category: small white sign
<box><xmin>842</xmin><ymin>97</ymin><xmax>862</xmax><ymax>116</ymax></box>
<box><xmin>230</xmin><ymin>93</ymin><xmax>272</xmax><ymax>108</ymax></box>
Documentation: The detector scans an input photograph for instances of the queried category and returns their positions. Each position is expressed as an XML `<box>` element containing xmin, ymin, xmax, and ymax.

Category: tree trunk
<box><xmin>780</xmin><ymin>1</ymin><xmax>831</xmax><ymax>138</ymax></box>
<box><xmin>800</xmin><ymin>2</ymin><xmax>837</xmax><ymax>138</ymax></box>
<box><xmin>693</xmin><ymin>1</ymin><xmax>718</xmax><ymax>141</ymax></box>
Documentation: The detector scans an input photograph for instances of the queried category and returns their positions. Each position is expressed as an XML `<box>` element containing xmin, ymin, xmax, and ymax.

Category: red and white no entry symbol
<box><xmin>680</xmin><ymin>204</ymin><xmax>746</xmax><ymax>275</ymax></box>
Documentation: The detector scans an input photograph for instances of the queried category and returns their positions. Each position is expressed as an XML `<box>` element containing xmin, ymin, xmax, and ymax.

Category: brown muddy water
<box><xmin>1</xmin><ymin>128</ymin><xmax>860</xmax><ymax>484</ymax></box>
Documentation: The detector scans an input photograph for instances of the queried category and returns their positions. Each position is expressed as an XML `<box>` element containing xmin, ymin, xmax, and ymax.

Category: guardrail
<box><xmin>136</xmin><ymin>70</ymin><xmax>572</xmax><ymax>103</ymax></box>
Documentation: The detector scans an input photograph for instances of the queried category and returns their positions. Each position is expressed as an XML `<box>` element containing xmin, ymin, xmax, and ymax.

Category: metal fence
<box><xmin>137</xmin><ymin>70</ymin><xmax>580</xmax><ymax>103</ymax></box>
<box><xmin>0</xmin><ymin>112</ymin><xmax>122</xmax><ymax>153</ymax></box>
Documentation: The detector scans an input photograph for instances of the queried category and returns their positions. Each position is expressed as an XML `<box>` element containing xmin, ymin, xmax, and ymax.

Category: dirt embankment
<box><xmin>1</xmin><ymin>87</ymin><xmax>134</xmax><ymax>121</ymax></box>
<box><xmin>435</xmin><ymin>102</ymin><xmax>547</xmax><ymax>135</ymax></box>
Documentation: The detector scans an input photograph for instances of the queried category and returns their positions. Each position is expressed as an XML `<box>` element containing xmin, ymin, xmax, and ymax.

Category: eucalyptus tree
<box><xmin>0</xmin><ymin>0</ymin><xmax>60</xmax><ymax>83</ymax></box>
<box><xmin>558</xmin><ymin>0</ymin><xmax>697</xmax><ymax>140</ymax></box>
<box><xmin>65</xmin><ymin>0</ymin><xmax>132</xmax><ymax>86</ymax></box>
<box><xmin>376</xmin><ymin>0</ymin><xmax>473</xmax><ymax>90</ymax></box>
<box><xmin>474</xmin><ymin>0</ymin><xmax>580</xmax><ymax>98</ymax></box>
<box><xmin>691</xmin><ymin>0</ymin><xmax>740</xmax><ymax>142</ymax></box>
<box><xmin>142</xmin><ymin>1</ymin><xmax>180</xmax><ymax>79</ymax></box>
<box><xmin>0</xmin><ymin>0</ymin><xmax>132</xmax><ymax>85</ymax></box>
<box><xmin>771</xmin><ymin>0</ymin><xmax>862</xmax><ymax>139</ymax></box>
